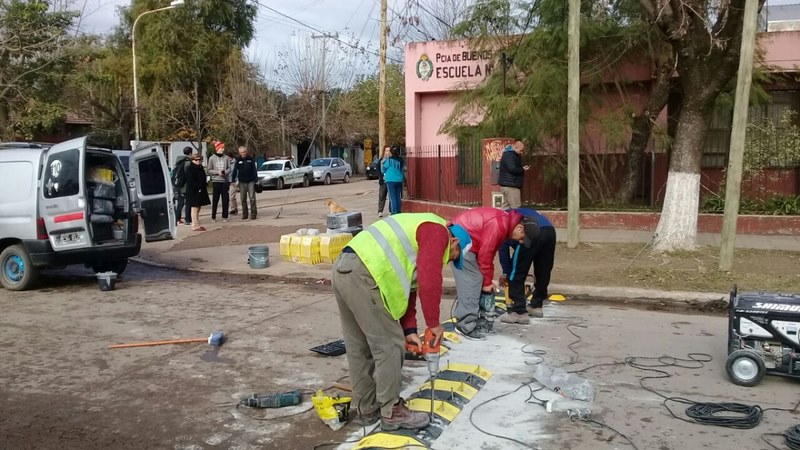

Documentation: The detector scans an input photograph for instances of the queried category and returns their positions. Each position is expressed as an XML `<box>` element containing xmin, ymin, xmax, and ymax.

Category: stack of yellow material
<box><xmin>319</xmin><ymin>233</ymin><xmax>353</xmax><ymax>263</ymax></box>
<box><xmin>290</xmin><ymin>234</ymin><xmax>304</xmax><ymax>263</ymax></box>
<box><xmin>299</xmin><ymin>235</ymin><xmax>322</xmax><ymax>265</ymax></box>
<box><xmin>279</xmin><ymin>234</ymin><xmax>294</xmax><ymax>262</ymax></box>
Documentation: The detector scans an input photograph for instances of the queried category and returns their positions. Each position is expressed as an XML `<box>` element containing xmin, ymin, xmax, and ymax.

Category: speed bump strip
<box><xmin>407</xmin><ymin>398</ymin><xmax>461</xmax><ymax>422</ymax></box>
<box><xmin>443</xmin><ymin>331</ymin><xmax>461</xmax><ymax>344</ymax></box>
<box><xmin>410</xmin><ymin>388</ymin><xmax>469</xmax><ymax>408</ymax></box>
<box><xmin>417</xmin><ymin>379</ymin><xmax>479</xmax><ymax>399</ymax></box>
<box><xmin>441</xmin><ymin>362</ymin><xmax>493</xmax><ymax>381</ymax></box>
<box><xmin>353</xmin><ymin>361</ymin><xmax>494</xmax><ymax>449</ymax></box>
<box><xmin>352</xmin><ymin>433</ymin><xmax>427</xmax><ymax>450</ymax></box>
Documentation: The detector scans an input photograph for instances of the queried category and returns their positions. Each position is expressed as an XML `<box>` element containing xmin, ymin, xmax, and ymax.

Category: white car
<box><xmin>310</xmin><ymin>158</ymin><xmax>352</xmax><ymax>185</ymax></box>
<box><xmin>256</xmin><ymin>159</ymin><xmax>313</xmax><ymax>190</ymax></box>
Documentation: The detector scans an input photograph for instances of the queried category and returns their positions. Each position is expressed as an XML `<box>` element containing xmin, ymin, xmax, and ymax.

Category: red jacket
<box><xmin>450</xmin><ymin>208</ymin><xmax>522</xmax><ymax>287</ymax></box>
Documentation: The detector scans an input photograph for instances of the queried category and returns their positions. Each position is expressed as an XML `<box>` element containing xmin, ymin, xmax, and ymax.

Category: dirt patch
<box><xmin>553</xmin><ymin>242</ymin><xmax>800</xmax><ymax>293</ymax></box>
<box><xmin>170</xmin><ymin>224</ymin><xmax>309</xmax><ymax>251</ymax></box>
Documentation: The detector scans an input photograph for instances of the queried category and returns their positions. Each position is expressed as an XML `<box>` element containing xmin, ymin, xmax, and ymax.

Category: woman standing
<box><xmin>186</xmin><ymin>153</ymin><xmax>211</xmax><ymax>231</ymax></box>
<box><xmin>377</xmin><ymin>146</ymin><xmax>391</xmax><ymax>217</ymax></box>
<box><xmin>381</xmin><ymin>146</ymin><xmax>404</xmax><ymax>215</ymax></box>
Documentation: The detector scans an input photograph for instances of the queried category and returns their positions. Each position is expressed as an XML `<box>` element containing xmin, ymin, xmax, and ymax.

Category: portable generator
<box><xmin>726</xmin><ymin>287</ymin><xmax>800</xmax><ymax>386</ymax></box>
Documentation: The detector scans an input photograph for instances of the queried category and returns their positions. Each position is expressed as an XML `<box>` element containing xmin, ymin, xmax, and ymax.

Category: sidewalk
<box><xmin>134</xmin><ymin>180</ymin><xmax>799</xmax><ymax>304</ymax></box>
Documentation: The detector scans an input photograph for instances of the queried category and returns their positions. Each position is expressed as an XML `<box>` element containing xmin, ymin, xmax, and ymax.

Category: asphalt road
<box><xmin>2</xmin><ymin>263</ymin><xmax>799</xmax><ymax>450</ymax></box>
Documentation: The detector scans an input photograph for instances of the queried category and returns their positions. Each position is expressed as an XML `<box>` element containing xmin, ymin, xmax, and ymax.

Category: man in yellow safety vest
<box><xmin>332</xmin><ymin>213</ymin><xmax>463</xmax><ymax>431</ymax></box>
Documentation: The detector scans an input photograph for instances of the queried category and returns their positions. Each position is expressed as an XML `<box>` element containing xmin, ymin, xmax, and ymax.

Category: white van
<box><xmin>0</xmin><ymin>136</ymin><xmax>176</xmax><ymax>290</ymax></box>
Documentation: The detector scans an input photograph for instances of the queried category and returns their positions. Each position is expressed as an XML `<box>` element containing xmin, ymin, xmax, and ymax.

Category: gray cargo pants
<box><xmin>452</xmin><ymin>250</ymin><xmax>485</xmax><ymax>333</ymax></box>
<box><xmin>332</xmin><ymin>252</ymin><xmax>404</xmax><ymax>417</ymax></box>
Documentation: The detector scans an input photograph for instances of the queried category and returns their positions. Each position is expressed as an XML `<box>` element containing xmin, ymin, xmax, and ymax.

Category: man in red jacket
<box><xmin>449</xmin><ymin>207</ymin><xmax>539</xmax><ymax>339</ymax></box>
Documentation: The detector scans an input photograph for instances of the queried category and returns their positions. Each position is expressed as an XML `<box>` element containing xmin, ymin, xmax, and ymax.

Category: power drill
<box><xmin>242</xmin><ymin>390</ymin><xmax>301</xmax><ymax>408</ymax></box>
<box><xmin>405</xmin><ymin>329</ymin><xmax>440</xmax><ymax>418</ymax></box>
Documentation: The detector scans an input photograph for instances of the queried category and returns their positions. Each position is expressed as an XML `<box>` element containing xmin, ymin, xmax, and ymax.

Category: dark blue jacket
<box><xmin>499</xmin><ymin>208</ymin><xmax>554</xmax><ymax>276</ymax></box>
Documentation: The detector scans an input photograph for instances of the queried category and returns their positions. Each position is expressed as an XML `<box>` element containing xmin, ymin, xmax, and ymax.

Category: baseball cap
<box><xmin>521</xmin><ymin>216</ymin><xmax>540</xmax><ymax>248</ymax></box>
<box><xmin>447</xmin><ymin>224</ymin><xmax>472</xmax><ymax>270</ymax></box>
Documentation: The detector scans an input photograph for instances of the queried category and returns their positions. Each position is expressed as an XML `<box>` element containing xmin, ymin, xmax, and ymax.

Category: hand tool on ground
<box><xmin>242</xmin><ymin>390</ymin><xmax>302</xmax><ymax>408</ymax></box>
<box><xmin>109</xmin><ymin>331</ymin><xmax>224</xmax><ymax>349</ymax></box>
<box><xmin>405</xmin><ymin>328</ymin><xmax>440</xmax><ymax>419</ymax></box>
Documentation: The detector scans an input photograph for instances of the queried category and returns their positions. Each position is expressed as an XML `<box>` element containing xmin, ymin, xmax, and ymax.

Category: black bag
<box><xmin>171</xmin><ymin>160</ymin><xmax>187</xmax><ymax>188</ymax></box>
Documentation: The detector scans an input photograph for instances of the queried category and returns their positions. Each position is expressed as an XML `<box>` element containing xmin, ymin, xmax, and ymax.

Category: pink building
<box><xmin>403</xmin><ymin>31</ymin><xmax>800</xmax><ymax>209</ymax></box>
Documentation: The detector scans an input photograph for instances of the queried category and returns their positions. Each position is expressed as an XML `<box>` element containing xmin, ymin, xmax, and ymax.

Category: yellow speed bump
<box><xmin>443</xmin><ymin>332</ymin><xmax>461</xmax><ymax>344</ymax></box>
<box><xmin>353</xmin><ymin>432</ymin><xmax>427</xmax><ymax>450</ymax></box>
<box><xmin>442</xmin><ymin>362</ymin><xmax>493</xmax><ymax>381</ymax></box>
<box><xmin>418</xmin><ymin>379</ymin><xmax>478</xmax><ymax>400</ymax></box>
<box><xmin>407</xmin><ymin>398</ymin><xmax>460</xmax><ymax>423</ymax></box>
<box><xmin>549</xmin><ymin>293</ymin><xmax>566</xmax><ymax>302</ymax></box>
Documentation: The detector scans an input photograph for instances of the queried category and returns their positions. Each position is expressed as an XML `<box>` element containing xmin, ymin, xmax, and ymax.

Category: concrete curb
<box><xmin>130</xmin><ymin>256</ymin><xmax>728</xmax><ymax>306</ymax></box>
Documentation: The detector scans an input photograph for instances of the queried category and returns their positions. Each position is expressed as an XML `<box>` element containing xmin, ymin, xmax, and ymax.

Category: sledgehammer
<box><xmin>109</xmin><ymin>331</ymin><xmax>225</xmax><ymax>349</ymax></box>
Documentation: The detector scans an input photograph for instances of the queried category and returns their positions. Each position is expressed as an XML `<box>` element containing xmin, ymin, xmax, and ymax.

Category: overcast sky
<box><xmin>73</xmin><ymin>0</ymin><xmax>800</xmax><ymax>88</ymax></box>
<box><xmin>74</xmin><ymin>0</ymin><xmax>388</xmax><ymax>88</ymax></box>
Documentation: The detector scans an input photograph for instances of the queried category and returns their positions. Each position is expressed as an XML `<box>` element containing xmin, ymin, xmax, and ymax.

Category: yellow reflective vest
<box><xmin>348</xmin><ymin>213</ymin><xmax>450</xmax><ymax>319</ymax></box>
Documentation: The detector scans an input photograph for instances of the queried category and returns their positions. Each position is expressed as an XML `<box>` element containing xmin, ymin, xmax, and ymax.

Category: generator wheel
<box><xmin>726</xmin><ymin>349</ymin><xmax>765</xmax><ymax>386</ymax></box>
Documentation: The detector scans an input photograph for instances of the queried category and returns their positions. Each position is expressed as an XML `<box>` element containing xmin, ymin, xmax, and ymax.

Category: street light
<box><xmin>132</xmin><ymin>0</ymin><xmax>185</xmax><ymax>147</ymax></box>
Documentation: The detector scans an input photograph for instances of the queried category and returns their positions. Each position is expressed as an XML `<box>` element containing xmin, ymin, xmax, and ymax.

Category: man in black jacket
<box><xmin>498</xmin><ymin>140</ymin><xmax>529</xmax><ymax>208</ymax></box>
<box><xmin>231</xmin><ymin>146</ymin><xmax>259</xmax><ymax>220</ymax></box>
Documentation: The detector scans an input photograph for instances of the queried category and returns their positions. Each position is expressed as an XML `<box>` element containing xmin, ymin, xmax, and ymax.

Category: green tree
<box><xmin>0</xmin><ymin>0</ymin><xmax>77</xmax><ymax>139</ymax></box>
<box><xmin>643</xmin><ymin>0</ymin><xmax>766</xmax><ymax>251</ymax></box>
<box><xmin>445</xmin><ymin>0</ymin><xmax>671</xmax><ymax>204</ymax></box>
<box><xmin>63</xmin><ymin>34</ymin><xmax>136</xmax><ymax>148</ymax></box>
<box><xmin>348</xmin><ymin>64</ymin><xmax>406</xmax><ymax>147</ymax></box>
<box><xmin>120</xmin><ymin>0</ymin><xmax>257</xmax><ymax>142</ymax></box>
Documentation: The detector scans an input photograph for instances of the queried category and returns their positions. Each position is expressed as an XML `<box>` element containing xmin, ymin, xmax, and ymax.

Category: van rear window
<box><xmin>137</xmin><ymin>156</ymin><xmax>166</xmax><ymax>196</ymax></box>
<box><xmin>44</xmin><ymin>148</ymin><xmax>80</xmax><ymax>198</ymax></box>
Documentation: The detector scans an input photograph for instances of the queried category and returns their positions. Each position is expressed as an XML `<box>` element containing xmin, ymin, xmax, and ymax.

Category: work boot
<box><xmin>353</xmin><ymin>406</ymin><xmax>381</xmax><ymax>427</ymax></box>
<box><xmin>242</xmin><ymin>214</ymin><xmax>248</xmax><ymax>220</ymax></box>
<box><xmin>527</xmin><ymin>304</ymin><xmax>544</xmax><ymax>318</ymax></box>
<box><xmin>380</xmin><ymin>399</ymin><xmax>430</xmax><ymax>431</ymax></box>
<box><xmin>455</xmin><ymin>325</ymin><xmax>486</xmax><ymax>341</ymax></box>
<box><xmin>500</xmin><ymin>312</ymin><xmax>530</xmax><ymax>324</ymax></box>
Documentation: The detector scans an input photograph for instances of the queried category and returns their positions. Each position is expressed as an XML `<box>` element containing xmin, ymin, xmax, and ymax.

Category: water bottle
<box><xmin>533</xmin><ymin>363</ymin><xmax>594</xmax><ymax>402</ymax></box>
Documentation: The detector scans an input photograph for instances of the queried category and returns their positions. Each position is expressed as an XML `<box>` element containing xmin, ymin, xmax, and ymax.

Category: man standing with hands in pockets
<box><xmin>498</xmin><ymin>140</ymin><xmax>529</xmax><ymax>208</ymax></box>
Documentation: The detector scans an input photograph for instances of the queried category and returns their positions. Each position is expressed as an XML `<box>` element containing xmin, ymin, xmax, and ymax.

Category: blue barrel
<box><xmin>248</xmin><ymin>245</ymin><xmax>270</xmax><ymax>269</ymax></box>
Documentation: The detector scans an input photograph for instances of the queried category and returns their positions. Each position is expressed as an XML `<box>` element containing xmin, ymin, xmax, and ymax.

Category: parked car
<box><xmin>310</xmin><ymin>158</ymin><xmax>351</xmax><ymax>185</ymax></box>
<box><xmin>366</xmin><ymin>159</ymin><xmax>381</xmax><ymax>180</ymax></box>
<box><xmin>0</xmin><ymin>136</ymin><xmax>175</xmax><ymax>290</ymax></box>
<box><xmin>257</xmin><ymin>158</ymin><xmax>313</xmax><ymax>190</ymax></box>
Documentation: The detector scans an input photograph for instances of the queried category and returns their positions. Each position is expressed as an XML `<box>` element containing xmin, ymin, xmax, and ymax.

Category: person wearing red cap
<box><xmin>207</xmin><ymin>141</ymin><xmax>232</xmax><ymax>223</ymax></box>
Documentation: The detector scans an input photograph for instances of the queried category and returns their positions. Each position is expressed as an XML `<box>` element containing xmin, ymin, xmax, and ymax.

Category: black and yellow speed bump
<box><xmin>352</xmin><ymin>363</ymin><xmax>493</xmax><ymax>449</ymax></box>
<box><xmin>352</xmin><ymin>432</ymin><xmax>427</xmax><ymax>449</ymax></box>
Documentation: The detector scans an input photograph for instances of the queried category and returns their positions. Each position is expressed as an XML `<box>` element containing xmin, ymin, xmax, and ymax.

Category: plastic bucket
<box><xmin>248</xmin><ymin>245</ymin><xmax>270</xmax><ymax>269</ymax></box>
<box><xmin>96</xmin><ymin>271</ymin><xmax>117</xmax><ymax>291</ymax></box>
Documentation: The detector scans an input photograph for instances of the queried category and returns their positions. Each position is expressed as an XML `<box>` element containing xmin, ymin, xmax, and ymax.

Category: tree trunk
<box><xmin>653</xmin><ymin>103</ymin><xmax>712</xmax><ymax>251</ymax></box>
<box><xmin>615</xmin><ymin>57</ymin><xmax>673</xmax><ymax>204</ymax></box>
<box><xmin>0</xmin><ymin>102</ymin><xmax>9</xmax><ymax>138</ymax></box>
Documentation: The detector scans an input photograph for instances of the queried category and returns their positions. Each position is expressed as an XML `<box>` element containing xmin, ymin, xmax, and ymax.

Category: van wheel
<box><xmin>302</xmin><ymin>175</ymin><xmax>310</xmax><ymax>187</ymax></box>
<box><xmin>92</xmin><ymin>259</ymin><xmax>128</xmax><ymax>275</ymax></box>
<box><xmin>276</xmin><ymin>178</ymin><xmax>284</xmax><ymax>190</ymax></box>
<box><xmin>1</xmin><ymin>244</ymin><xmax>38</xmax><ymax>291</ymax></box>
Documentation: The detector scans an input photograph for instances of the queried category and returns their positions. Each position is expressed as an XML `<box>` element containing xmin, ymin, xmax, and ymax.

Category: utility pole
<box><xmin>312</xmin><ymin>33</ymin><xmax>337</xmax><ymax>157</ymax></box>
<box><xmin>378</xmin><ymin>0</ymin><xmax>388</xmax><ymax>152</ymax></box>
<box><xmin>720</xmin><ymin>0</ymin><xmax>760</xmax><ymax>271</ymax></box>
<box><xmin>567</xmin><ymin>0</ymin><xmax>580</xmax><ymax>248</ymax></box>
<box><xmin>194</xmin><ymin>79</ymin><xmax>201</xmax><ymax>153</ymax></box>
